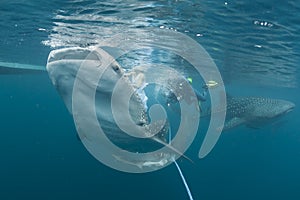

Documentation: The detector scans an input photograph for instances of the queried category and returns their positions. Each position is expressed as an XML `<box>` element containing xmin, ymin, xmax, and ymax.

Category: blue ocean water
<box><xmin>0</xmin><ymin>0</ymin><xmax>300</xmax><ymax>199</ymax></box>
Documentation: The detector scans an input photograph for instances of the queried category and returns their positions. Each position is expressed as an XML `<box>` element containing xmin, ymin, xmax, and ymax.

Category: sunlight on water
<box><xmin>43</xmin><ymin>1</ymin><xmax>299</xmax><ymax>88</ymax></box>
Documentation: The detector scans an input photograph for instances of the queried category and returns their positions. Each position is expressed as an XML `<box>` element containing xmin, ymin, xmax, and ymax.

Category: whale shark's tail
<box><xmin>0</xmin><ymin>62</ymin><xmax>45</xmax><ymax>74</ymax></box>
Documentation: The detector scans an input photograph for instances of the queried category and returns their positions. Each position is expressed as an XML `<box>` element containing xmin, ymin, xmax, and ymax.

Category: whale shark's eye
<box><xmin>112</xmin><ymin>64</ymin><xmax>120</xmax><ymax>73</ymax></box>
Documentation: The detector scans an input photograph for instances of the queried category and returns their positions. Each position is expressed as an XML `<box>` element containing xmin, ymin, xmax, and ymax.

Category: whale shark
<box><xmin>47</xmin><ymin>47</ymin><xmax>196</xmax><ymax>199</ymax></box>
<box><xmin>46</xmin><ymin>47</ymin><xmax>189</xmax><ymax>155</ymax></box>
<box><xmin>201</xmin><ymin>95</ymin><xmax>295</xmax><ymax>130</ymax></box>
<box><xmin>0</xmin><ymin>48</ymin><xmax>187</xmax><ymax>159</ymax></box>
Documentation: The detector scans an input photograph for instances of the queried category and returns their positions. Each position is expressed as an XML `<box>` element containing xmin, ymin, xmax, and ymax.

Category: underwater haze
<box><xmin>0</xmin><ymin>0</ymin><xmax>300</xmax><ymax>200</ymax></box>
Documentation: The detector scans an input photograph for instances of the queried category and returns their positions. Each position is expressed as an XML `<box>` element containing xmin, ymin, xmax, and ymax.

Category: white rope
<box><xmin>174</xmin><ymin>160</ymin><xmax>194</xmax><ymax>200</ymax></box>
<box><xmin>169</xmin><ymin>128</ymin><xmax>194</xmax><ymax>200</ymax></box>
<box><xmin>0</xmin><ymin>62</ymin><xmax>45</xmax><ymax>71</ymax></box>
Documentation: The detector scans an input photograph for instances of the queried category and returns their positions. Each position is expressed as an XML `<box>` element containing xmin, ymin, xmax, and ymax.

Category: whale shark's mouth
<box><xmin>284</xmin><ymin>106</ymin><xmax>295</xmax><ymax>114</ymax></box>
<box><xmin>274</xmin><ymin>103</ymin><xmax>295</xmax><ymax>118</ymax></box>
<box><xmin>284</xmin><ymin>101</ymin><xmax>295</xmax><ymax>113</ymax></box>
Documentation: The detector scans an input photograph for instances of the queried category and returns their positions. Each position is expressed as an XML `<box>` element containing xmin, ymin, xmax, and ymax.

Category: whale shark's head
<box><xmin>251</xmin><ymin>98</ymin><xmax>295</xmax><ymax>119</ymax></box>
<box><xmin>272</xmin><ymin>99</ymin><xmax>295</xmax><ymax>116</ymax></box>
<box><xmin>46</xmin><ymin>47</ymin><xmax>125</xmax><ymax>113</ymax></box>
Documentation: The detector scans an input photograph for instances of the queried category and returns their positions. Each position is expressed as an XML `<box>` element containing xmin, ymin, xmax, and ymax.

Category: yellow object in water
<box><xmin>205</xmin><ymin>80</ymin><xmax>218</xmax><ymax>88</ymax></box>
